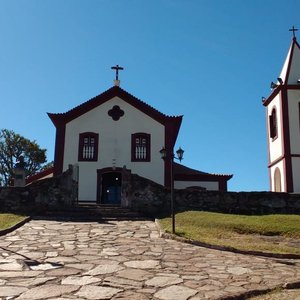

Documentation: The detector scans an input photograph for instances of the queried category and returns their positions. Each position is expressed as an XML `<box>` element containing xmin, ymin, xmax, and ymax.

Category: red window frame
<box><xmin>131</xmin><ymin>133</ymin><xmax>151</xmax><ymax>162</ymax></box>
<box><xmin>78</xmin><ymin>132</ymin><xmax>99</xmax><ymax>161</ymax></box>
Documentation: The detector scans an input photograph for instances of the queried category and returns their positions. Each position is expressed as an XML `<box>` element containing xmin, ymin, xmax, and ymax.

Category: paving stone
<box><xmin>6</xmin><ymin>276</ymin><xmax>56</xmax><ymax>287</ymax></box>
<box><xmin>48</xmin><ymin>298</ymin><xmax>86</xmax><ymax>300</ymax></box>
<box><xmin>75</xmin><ymin>285</ymin><xmax>122</xmax><ymax>299</ymax></box>
<box><xmin>46</xmin><ymin>267</ymin><xmax>80</xmax><ymax>276</ymax></box>
<box><xmin>61</xmin><ymin>275</ymin><xmax>102</xmax><ymax>285</ymax></box>
<box><xmin>137</xmin><ymin>287</ymin><xmax>157</xmax><ymax>294</ymax></box>
<box><xmin>0</xmin><ymin>260</ymin><xmax>24</xmax><ymax>270</ymax></box>
<box><xmin>15</xmin><ymin>284</ymin><xmax>80</xmax><ymax>299</ymax></box>
<box><xmin>104</xmin><ymin>276</ymin><xmax>144</xmax><ymax>288</ymax></box>
<box><xmin>0</xmin><ymin>270</ymin><xmax>43</xmax><ymax>278</ymax></box>
<box><xmin>145</xmin><ymin>276</ymin><xmax>183</xmax><ymax>287</ymax></box>
<box><xmin>227</xmin><ymin>266</ymin><xmax>253</xmax><ymax>275</ymax></box>
<box><xmin>0</xmin><ymin>219</ymin><xmax>299</xmax><ymax>300</ymax></box>
<box><xmin>86</xmin><ymin>263</ymin><xmax>124</xmax><ymax>275</ymax></box>
<box><xmin>112</xmin><ymin>290</ymin><xmax>149</xmax><ymax>299</ymax></box>
<box><xmin>46</xmin><ymin>251</ymin><xmax>58</xmax><ymax>257</ymax></box>
<box><xmin>124</xmin><ymin>259</ymin><xmax>160</xmax><ymax>269</ymax></box>
<box><xmin>66</xmin><ymin>263</ymin><xmax>95</xmax><ymax>270</ymax></box>
<box><xmin>116</xmin><ymin>268</ymin><xmax>152</xmax><ymax>281</ymax></box>
<box><xmin>154</xmin><ymin>284</ymin><xmax>198</xmax><ymax>300</ymax></box>
<box><xmin>101</xmin><ymin>250</ymin><xmax>119</xmax><ymax>256</ymax></box>
<box><xmin>202</xmin><ymin>290</ymin><xmax>228</xmax><ymax>299</ymax></box>
<box><xmin>182</xmin><ymin>275</ymin><xmax>208</xmax><ymax>280</ymax></box>
<box><xmin>0</xmin><ymin>286</ymin><xmax>28</xmax><ymax>297</ymax></box>
<box><xmin>198</xmin><ymin>284</ymin><xmax>220</xmax><ymax>291</ymax></box>
<box><xmin>46</xmin><ymin>256</ymin><xmax>79</xmax><ymax>263</ymax></box>
<box><xmin>60</xmin><ymin>250</ymin><xmax>77</xmax><ymax>256</ymax></box>
<box><xmin>156</xmin><ymin>272</ymin><xmax>180</xmax><ymax>278</ymax></box>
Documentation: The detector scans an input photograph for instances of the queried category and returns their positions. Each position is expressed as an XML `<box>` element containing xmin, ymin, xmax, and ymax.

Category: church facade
<box><xmin>263</xmin><ymin>32</ymin><xmax>300</xmax><ymax>192</ymax></box>
<box><xmin>48</xmin><ymin>77</ymin><xmax>232</xmax><ymax>203</ymax></box>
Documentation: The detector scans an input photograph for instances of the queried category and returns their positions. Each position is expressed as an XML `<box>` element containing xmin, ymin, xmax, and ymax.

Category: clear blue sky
<box><xmin>0</xmin><ymin>0</ymin><xmax>299</xmax><ymax>191</ymax></box>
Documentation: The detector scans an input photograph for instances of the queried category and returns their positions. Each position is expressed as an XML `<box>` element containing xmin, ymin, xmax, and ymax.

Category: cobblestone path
<box><xmin>0</xmin><ymin>219</ymin><xmax>299</xmax><ymax>300</ymax></box>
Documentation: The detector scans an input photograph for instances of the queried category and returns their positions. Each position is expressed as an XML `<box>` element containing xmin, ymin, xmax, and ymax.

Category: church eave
<box><xmin>173</xmin><ymin>162</ymin><xmax>233</xmax><ymax>182</ymax></box>
<box><xmin>263</xmin><ymin>86</ymin><xmax>281</xmax><ymax>107</ymax></box>
<box><xmin>263</xmin><ymin>84</ymin><xmax>300</xmax><ymax>107</ymax></box>
<box><xmin>174</xmin><ymin>173</ymin><xmax>233</xmax><ymax>182</ymax></box>
<box><xmin>47</xmin><ymin>85</ymin><xmax>182</xmax><ymax>128</ymax></box>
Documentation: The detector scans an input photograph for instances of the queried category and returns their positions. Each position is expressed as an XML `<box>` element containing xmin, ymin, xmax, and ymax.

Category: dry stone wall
<box><xmin>0</xmin><ymin>168</ymin><xmax>77</xmax><ymax>213</ymax></box>
<box><xmin>127</xmin><ymin>174</ymin><xmax>300</xmax><ymax>216</ymax></box>
<box><xmin>0</xmin><ymin>171</ymin><xmax>299</xmax><ymax>216</ymax></box>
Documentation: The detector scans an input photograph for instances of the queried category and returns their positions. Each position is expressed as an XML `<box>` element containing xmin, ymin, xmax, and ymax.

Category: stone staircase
<box><xmin>76</xmin><ymin>203</ymin><xmax>146</xmax><ymax>220</ymax></box>
<box><xmin>38</xmin><ymin>202</ymin><xmax>148</xmax><ymax>222</ymax></box>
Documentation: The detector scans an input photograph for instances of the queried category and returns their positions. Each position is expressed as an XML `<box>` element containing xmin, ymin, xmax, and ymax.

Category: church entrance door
<box><xmin>100</xmin><ymin>172</ymin><xmax>122</xmax><ymax>204</ymax></box>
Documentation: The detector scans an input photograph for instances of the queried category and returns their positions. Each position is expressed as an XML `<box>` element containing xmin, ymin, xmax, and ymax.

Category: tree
<box><xmin>0</xmin><ymin>129</ymin><xmax>48</xmax><ymax>186</ymax></box>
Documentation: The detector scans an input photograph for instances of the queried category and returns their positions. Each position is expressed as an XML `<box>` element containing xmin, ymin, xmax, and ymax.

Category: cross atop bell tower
<box><xmin>111</xmin><ymin>65</ymin><xmax>124</xmax><ymax>86</ymax></box>
<box><xmin>289</xmin><ymin>26</ymin><xmax>298</xmax><ymax>40</ymax></box>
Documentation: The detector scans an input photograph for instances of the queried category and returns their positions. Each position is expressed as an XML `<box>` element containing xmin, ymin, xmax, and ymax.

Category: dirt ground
<box><xmin>249</xmin><ymin>288</ymin><xmax>300</xmax><ymax>300</ymax></box>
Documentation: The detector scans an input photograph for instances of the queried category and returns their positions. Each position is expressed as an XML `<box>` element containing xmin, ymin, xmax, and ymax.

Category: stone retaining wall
<box><xmin>127</xmin><ymin>174</ymin><xmax>300</xmax><ymax>216</ymax></box>
<box><xmin>0</xmin><ymin>168</ymin><xmax>77</xmax><ymax>213</ymax></box>
<box><xmin>1</xmin><ymin>170</ymin><xmax>299</xmax><ymax>216</ymax></box>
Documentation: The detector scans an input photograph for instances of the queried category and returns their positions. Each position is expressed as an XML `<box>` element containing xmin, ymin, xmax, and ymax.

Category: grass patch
<box><xmin>159</xmin><ymin>211</ymin><xmax>300</xmax><ymax>255</ymax></box>
<box><xmin>0</xmin><ymin>213</ymin><xmax>28</xmax><ymax>231</ymax></box>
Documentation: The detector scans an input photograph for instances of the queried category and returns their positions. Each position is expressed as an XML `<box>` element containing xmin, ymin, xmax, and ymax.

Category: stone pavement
<box><xmin>0</xmin><ymin>218</ymin><xmax>299</xmax><ymax>300</ymax></box>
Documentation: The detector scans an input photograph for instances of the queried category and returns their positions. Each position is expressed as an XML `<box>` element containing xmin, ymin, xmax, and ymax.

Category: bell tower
<box><xmin>263</xmin><ymin>27</ymin><xmax>300</xmax><ymax>192</ymax></box>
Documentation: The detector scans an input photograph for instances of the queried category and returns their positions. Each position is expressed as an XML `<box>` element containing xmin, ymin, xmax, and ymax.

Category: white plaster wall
<box><xmin>174</xmin><ymin>180</ymin><xmax>219</xmax><ymax>190</ymax></box>
<box><xmin>287</xmin><ymin>44</ymin><xmax>300</xmax><ymax>84</ymax></box>
<box><xmin>292</xmin><ymin>157</ymin><xmax>300</xmax><ymax>192</ymax></box>
<box><xmin>288</xmin><ymin>90</ymin><xmax>300</xmax><ymax>154</ymax></box>
<box><xmin>269</xmin><ymin>160</ymin><xmax>285</xmax><ymax>192</ymax></box>
<box><xmin>63</xmin><ymin>97</ymin><xmax>165</xmax><ymax>201</ymax></box>
<box><xmin>267</xmin><ymin>94</ymin><xmax>283</xmax><ymax>163</ymax></box>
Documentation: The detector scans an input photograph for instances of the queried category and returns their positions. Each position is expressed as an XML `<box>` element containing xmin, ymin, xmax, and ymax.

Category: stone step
<box><xmin>38</xmin><ymin>204</ymin><xmax>148</xmax><ymax>221</ymax></box>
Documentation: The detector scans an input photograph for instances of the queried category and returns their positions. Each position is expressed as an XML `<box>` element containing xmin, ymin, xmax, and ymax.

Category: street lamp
<box><xmin>160</xmin><ymin>146</ymin><xmax>184</xmax><ymax>234</ymax></box>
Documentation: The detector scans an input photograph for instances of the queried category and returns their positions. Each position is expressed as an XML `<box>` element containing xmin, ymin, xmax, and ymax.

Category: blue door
<box><xmin>101</xmin><ymin>172</ymin><xmax>122</xmax><ymax>204</ymax></box>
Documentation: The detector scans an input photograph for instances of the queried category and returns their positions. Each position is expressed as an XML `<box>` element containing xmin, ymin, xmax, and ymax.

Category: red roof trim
<box><xmin>263</xmin><ymin>86</ymin><xmax>281</xmax><ymax>107</ymax></box>
<box><xmin>174</xmin><ymin>173</ymin><xmax>233</xmax><ymax>181</ymax></box>
<box><xmin>48</xmin><ymin>86</ymin><xmax>182</xmax><ymax>128</ymax></box>
<box><xmin>26</xmin><ymin>166</ymin><xmax>54</xmax><ymax>185</ymax></box>
<box><xmin>263</xmin><ymin>85</ymin><xmax>300</xmax><ymax>107</ymax></box>
<box><xmin>173</xmin><ymin>163</ymin><xmax>233</xmax><ymax>181</ymax></box>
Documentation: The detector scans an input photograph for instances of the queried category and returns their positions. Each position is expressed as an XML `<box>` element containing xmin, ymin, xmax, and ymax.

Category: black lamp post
<box><xmin>160</xmin><ymin>146</ymin><xmax>184</xmax><ymax>234</ymax></box>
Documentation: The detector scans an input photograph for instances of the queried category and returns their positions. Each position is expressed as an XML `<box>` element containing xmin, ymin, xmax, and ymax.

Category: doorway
<box><xmin>100</xmin><ymin>172</ymin><xmax>122</xmax><ymax>204</ymax></box>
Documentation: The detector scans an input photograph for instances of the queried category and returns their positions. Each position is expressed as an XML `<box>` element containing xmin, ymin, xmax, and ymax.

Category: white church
<box><xmin>46</xmin><ymin>68</ymin><xmax>232</xmax><ymax>204</ymax></box>
<box><xmin>263</xmin><ymin>28</ymin><xmax>300</xmax><ymax>193</ymax></box>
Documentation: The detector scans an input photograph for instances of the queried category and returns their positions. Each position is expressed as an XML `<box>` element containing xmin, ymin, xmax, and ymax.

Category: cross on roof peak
<box><xmin>289</xmin><ymin>26</ymin><xmax>298</xmax><ymax>39</ymax></box>
<box><xmin>111</xmin><ymin>65</ymin><xmax>124</xmax><ymax>81</ymax></box>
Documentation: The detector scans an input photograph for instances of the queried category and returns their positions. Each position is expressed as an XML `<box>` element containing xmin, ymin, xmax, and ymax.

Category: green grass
<box><xmin>0</xmin><ymin>213</ymin><xmax>28</xmax><ymax>231</ymax></box>
<box><xmin>159</xmin><ymin>211</ymin><xmax>300</xmax><ymax>254</ymax></box>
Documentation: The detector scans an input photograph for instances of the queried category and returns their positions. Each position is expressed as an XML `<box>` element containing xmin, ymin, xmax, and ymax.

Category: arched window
<box><xmin>269</xmin><ymin>108</ymin><xmax>277</xmax><ymax>139</ymax></box>
<box><xmin>131</xmin><ymin>133</ymin><xmax>151</xmax><ymax>162</ymax></box>
<box><xmin>78</xmin><ymin>132</ymin><xmax>99</xmax><ymax>161</ymax></box>
<box><xmin>274</xmin><ymin>168</ymin><xmax>281</xmax><ymax>192</ymax></box>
